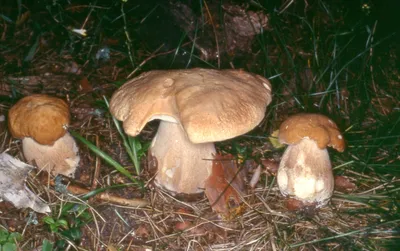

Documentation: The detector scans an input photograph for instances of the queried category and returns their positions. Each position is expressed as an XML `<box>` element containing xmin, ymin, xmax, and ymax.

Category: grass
<box><xmin>0</xmin><ymin>0</ymin><xmax>399</xmax><ymax>250</ymax></box>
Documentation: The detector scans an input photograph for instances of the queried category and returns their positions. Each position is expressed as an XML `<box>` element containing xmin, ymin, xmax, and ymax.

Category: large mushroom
<box><xmin>8</xmin><ymin>94</ymin><xmax>80</xmax><ymax>177</ymax></box>
<box><xmin>110</xmin><ymin>68</ymin><xmax>272</xmax><ymax>194</ymax></box>
<box><xmin>277</xmin><ymin>113</ymin><xmax>345</xmax><ymax>208</ymax></box>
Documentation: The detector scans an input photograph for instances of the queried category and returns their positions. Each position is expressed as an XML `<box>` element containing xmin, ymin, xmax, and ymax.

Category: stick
<box><xmin>37</xmin><ymin>172</ymin><xmax>149</xmax><ymax>207</ymax></box>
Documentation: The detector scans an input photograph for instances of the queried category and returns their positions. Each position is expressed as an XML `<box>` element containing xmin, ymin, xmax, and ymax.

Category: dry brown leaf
<box><xmin>204</xmin><ymin>154</ymin><xmax>246</xmax><ymax>218</ymax></box>
<box><xmin>335</xmin><ymin>176</ymin><xmax>357</xmax><ymax>192</ymax></box>
<box><xmin>78</xmin><ymin>77</ymin><xmax>93</xmax><ymax>93</ymax></box>
<box><xmin>175</xmin><ymin>221</ymin><xmax>193</xmax><ymax>231</ymax></box>
<box><xmin>285</xmin><ymin>198</ymin><xmax>317</xmax><ymax>215</ymax></box>
<box><xmin>16</xmin><ymin>11</ymin><xmax>31</xmax><ymax>26</ymax></box>
<box><xmin>135</xmin><ymin>224</ymin><xmax>150</xmax><ymax>239</ymax></box>
<box><xmin>261</xmin><ymin>158</ymin><xmax>279</xmax><ymax>175</ymax></box>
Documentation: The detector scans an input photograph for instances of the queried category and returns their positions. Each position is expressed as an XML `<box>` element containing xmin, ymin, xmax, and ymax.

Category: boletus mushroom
<box><xmin>8</xmin><ymin>94</ymin><xmax>80</xmax><ymax>177</ymax></box>
<box><xmin>110</xmin><ymin>68</ymin><xmax>272</xmax><ymax>194</ymax></box>
<box><xmin>277</xmin><ymin>113</ymin><xmax>345</xmax><ymax>208</ymax></box>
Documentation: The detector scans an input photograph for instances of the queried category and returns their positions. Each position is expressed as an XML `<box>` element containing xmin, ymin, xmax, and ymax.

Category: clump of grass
<box><xmin>250</xmin><ymin>1</ymin><xmax>400</xmax><ymax>249</ymax></box>
<box><xmin>70</xmin><ymin>97</ymin><xmax>149</xmax><ymax>189</ymax></box>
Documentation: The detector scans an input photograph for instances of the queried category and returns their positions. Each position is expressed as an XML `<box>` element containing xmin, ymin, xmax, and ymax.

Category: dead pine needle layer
<box><xmin>0</xmin><ymin>0</ymin><xmax>399</xmax><ymax>250</ymax></box>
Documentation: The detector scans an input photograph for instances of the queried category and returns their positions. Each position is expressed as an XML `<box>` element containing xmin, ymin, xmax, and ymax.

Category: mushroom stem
<box><xmin>22</xmin><ymin>132</ymin><xmax>80</xmax><ymax>177</ymax></box>
<box><xmin>277</xmin><ymin>138</ymin><xmax>334</xmax><ymax>207</ymax></box>
<box><xmin>150</xmin><ymin>121</ymin><xmax>216</xmax><ymax>194</ymax></box>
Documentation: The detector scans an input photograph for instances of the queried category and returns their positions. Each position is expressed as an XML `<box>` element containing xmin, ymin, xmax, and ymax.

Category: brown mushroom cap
<box><xmin>110</xmin><ymin>68</ymin><xmax>272</xmax><ymax>143</ymax></box>
<box><xmin>278</xmin><ymin>113</ymin><xmax>345</xmax><ymax>152</ymax></box>
<box><xmin>8</xmin><ymin>94</ymin><xmax>70</xmax><ymax>145</ymax></box>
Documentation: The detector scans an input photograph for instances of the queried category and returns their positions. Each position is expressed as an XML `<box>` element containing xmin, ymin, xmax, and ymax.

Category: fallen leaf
<box><xmin>16</xmin><ymin>11</ymin><xmax>31</xmax><ymax>26</ymax></box>
<box><xmin>175</xmin><ymin>221</ymin><xmax>192</xmax><ymax>231</ymax></box>
<box><xmin>261</xmin><ymin>158</ymin><xmax>279</xmax><ymax>175</ymax></box>
<box><xmin>107</xmin><ymin>245</ymin><xmax>118</xmax><ymax>251</ymax></box>
<box><xmin>175</xmin><ymin>207</ymin><xmax>193</xmax><ymax>215</ymax></box>
<box><xmin>0</xmin><ymin>152</ymin><xmax>50</xmax><ymax>213</ymax></box>
<box><xmin>135</xmin><ymin>224</ymin><xmax>150</xmax><ymax>239</ymax></box>
<box><xmin>204</xmin><ymin>154</ymin><xmax>246</xmax><ymax>218</ymax></box>
<box><xmin>78</xmin><ymin>77</ymin><xmax>93</xmax><ymax>93</ymax></box>
<box><xmin>269</xmin><ymin>130</ymin><xmax>285</xmax><ymax>149</ymax></box>
<box><xmin>285</xmin><ymin>198</ymin><xmax>317</xmax><ymax>215</ymax></box>
<box><xmin>285</xmin><ymin>197</ymin><xmax>304</xmax><ymax>211</ymax></box>
<box><xmin>335</xmin><ymin>176</ymin><xmax>357</xmax><ymax>192</ymax></box>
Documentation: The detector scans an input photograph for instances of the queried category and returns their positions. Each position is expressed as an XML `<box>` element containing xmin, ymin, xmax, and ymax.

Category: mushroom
<box><xmin>277</xmin><ymin>113</ymin><xmax>345</xmax><ymax>208</ymax></box>
<box><xmin>8</xmin><ymin>94</ymin><xmax>80</xmax><ymax>177</ymax></box>
<box><xmin>110</xmin><ymin>68</ymin><xmax>272</xmax><ymax>194</ymax></box>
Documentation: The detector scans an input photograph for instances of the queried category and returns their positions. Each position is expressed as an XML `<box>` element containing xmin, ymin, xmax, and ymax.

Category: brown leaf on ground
<box><xmin>175</xmin><ymin>221</ymin><xmax>193</xmax><ymax>231</ymax></box>
<box><xmin>16</xmin><ymin>11</ymin><xmax>31</xmax><ymax>27</ymax></box>
<box><xmin>135</xmin><ymin>224</ymin><xmax>151</xmax><ymax>239</ymax></box>
<box><xmin>286</xmin><ymin>197</ymin><xmax>305</xmax><ymax>211</ymax></box>
<box><xmin>261</xmin><ymin>158</ymin><xmax>279</xmax><ymax>175</ymax></box>
<box><xmin>78</xmin><ymin>76</ymin><xmax>93</xmax><ymax>93</ymax></box>
<box><xmin>335</xmin><ymin>176</ymin><xmax>357</xmax><ymax>192</ymax></box>
<box><xmin>285</xmin><ymin>198</ymin><xmax>317</xmax><ymax>216</ymax></box>
<box><xmin>204</xmin><ymin>154</ymin><xmax>246</xmax><ymax>218</ymax></box>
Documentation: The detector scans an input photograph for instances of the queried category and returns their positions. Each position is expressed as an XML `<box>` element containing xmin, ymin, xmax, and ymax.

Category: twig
<box><xmin>38</xmin><ymin>172</ymin><xmax>149</xmax><ymax>207</ymax></box>
<box><xmin>203</xmin><ymin>0</ymin><xmax>220</xmax><ymax>68</ymax></box>
<box><xmin>91</xmin><ymin>134</ymin><xmax>100</xmax><ymax>190</ymax></box>
<box><xmin>126</xmin><ymin>44</ymin><xmax>164</xmax><ymax>78</ymax></box>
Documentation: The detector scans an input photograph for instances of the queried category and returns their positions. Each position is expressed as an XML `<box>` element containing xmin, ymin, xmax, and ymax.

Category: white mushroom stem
<box><xmin>150</xmin><ymin>121</ymin><xmax>216</xmax><ymax>194</ymax></box>
<box><xmin>22</xmin><ymin>132</ymin><xmax>80</xmax><ymax>178</ymax></box>
<box><xmin>277</xmin><ymin>138</ymin><xmax>334</xmax><ymax>207</ymax></box>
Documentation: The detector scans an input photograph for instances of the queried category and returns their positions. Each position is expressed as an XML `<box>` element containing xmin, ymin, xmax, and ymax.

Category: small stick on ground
<box><xmin>37</xmin><ymin>172</ymin><xmax>149</xmax><ymax>207</ymax></box>
<box><xmin>91</xmin><ymin>134</ymin><xmax>101</xmax><ymax>190</ymax></box>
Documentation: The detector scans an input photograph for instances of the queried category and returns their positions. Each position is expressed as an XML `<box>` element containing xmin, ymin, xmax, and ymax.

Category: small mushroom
<box><xmin>277</xmin><ymin>113</ymin><xmax>345</xmax><ymax>208</ymax></box>
<box><xmin>8</xmin><ymin>94</ymin><xmax>80</xmax><ymax>177</ymax></box>
<box><xmin>110</xmin><ymin>68</ymin><xmax>272</xmax><ymax>194</ymax></box>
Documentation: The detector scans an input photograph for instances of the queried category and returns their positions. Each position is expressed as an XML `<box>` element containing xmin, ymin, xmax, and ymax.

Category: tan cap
<box><xmin>110</xmin><ymin>68</ymin><xmax>272</xmax><ymax>143</ymax></box>
<box><xmin>278</xmin><ymin>113</ymin><xmax>345</xmax><ymax>152</ymax></box>
<box><xmin>8</xmin><ymin>94</ymin><xmax>70</xmax><ymax>145</ymax></box>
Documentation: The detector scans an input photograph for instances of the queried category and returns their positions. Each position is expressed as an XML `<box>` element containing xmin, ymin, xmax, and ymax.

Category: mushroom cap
<box><xmin>110</xmin><ymin>68</ymin><xmax>272</xmax><ymax>143</ymax></box>
<box><xmin>278</xmin><ymin>113</ymin><xmax>345</xmax><ymax>152</ymax></box>
<box><xmin>8</xmin><ymin>94</ymin><xmax>70</xmax><ymax>145</ymax></box>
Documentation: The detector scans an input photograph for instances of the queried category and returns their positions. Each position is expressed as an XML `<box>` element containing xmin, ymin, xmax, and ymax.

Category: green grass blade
<box><xmin>290</xmin><ymin>219</ymin><xmax>400</xmax><ymax>248</ymax></box>
<box><xmin>103</xmin><ymin>96</ymin><xmax>142</xmax><ymax>175</ymax></box>
<box><xmin>69</xmin><ymin>130</ymin><xmax>142</xmax><ymax>188</ymax></box>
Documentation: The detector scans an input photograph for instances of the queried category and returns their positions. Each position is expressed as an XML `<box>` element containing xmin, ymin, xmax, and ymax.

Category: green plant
<box><xmin>0</xmin><ymin>228</ymin><xmax>22</xmax><ymax>251</ymax></box>
<box><xmin>103</xmin><ymin>96</ymin><xmax>150</xmax><ymax>176</ymax></box>
<box><xmin>70</xmin><ymin>97</ymin><xmax>150</xmax><ymax>189</ymax></box>
<box><xmin>43</xmin><ymin>203</ymin><xmax>92</xmax><ymax>249</ymax></box>
<box><xmin>41</xmin><ymin>239</ymin><xmax>54</xmax><ymax>251</ymax></box>
<box><xmin>70</xmin><ymin>129</ymin><xmax>143</xmax><ymax>187</ymax></box>
<box><xmin>43</xmin><ymin>216</ymin><xmax>68</xmax><ymax>234</ymax></box>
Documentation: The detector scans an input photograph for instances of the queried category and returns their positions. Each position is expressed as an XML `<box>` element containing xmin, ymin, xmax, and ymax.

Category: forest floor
<box><xmin>0</xmin><ymin>0</ymin><xmax>399</xmax><ymax>250</ymax></box>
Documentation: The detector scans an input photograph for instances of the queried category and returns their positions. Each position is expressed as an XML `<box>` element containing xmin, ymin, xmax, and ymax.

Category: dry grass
<box><xmin>0</xmin><ymin>0</ymin><xmax>399</xmax><ymax>250</ymax></box>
